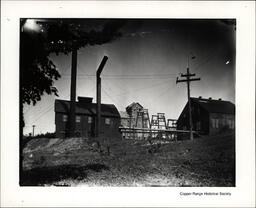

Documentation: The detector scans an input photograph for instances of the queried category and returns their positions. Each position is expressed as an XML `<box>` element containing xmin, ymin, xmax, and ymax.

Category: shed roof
<box><xmin>55</xmin><ymin>99</ymin><xmax>120</xmax><ymax>118</ymax></box>
<box><xmin>191</xmin><ymin>97</ymin><xmax>235</xmax><ymax>114</ymax></box>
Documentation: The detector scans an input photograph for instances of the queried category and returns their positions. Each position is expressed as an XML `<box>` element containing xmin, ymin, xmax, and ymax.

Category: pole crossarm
<box><xmin>176</xmin><ymin>77</ymin><xmax>200</xmax><ymax>83</ymax></box>
<box><xmin>188</xmin><ymin>78</ymin><xmax>201</xmax><ymax>82</ymax></box>
<box><xmin>181</xmin><ymin>73</ymin><xmax>195</xmax><ymax>77</ymax></box>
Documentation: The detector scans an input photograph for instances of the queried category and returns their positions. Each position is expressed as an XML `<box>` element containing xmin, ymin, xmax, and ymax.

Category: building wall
<box><xmin>177</xmin><ymin>102</ymin><xmax>235</xmax><ymax>139</ymax></box>
<box><xmin>126</xmin><ymin>103</ymin><xmax>143</xmax><ymax>127</ymax></box>
<box><xmin>55</xmin><ymin>112</ymin><xmax>121</xmax><ymax>138</ymax></box>
<box><xmin>177</xmin><ymin>103</ymin><xmax>210</xmax><ymax>139</ymax></box>
<box><xmin>209</xmin><ymin>113</ymin><xmax>235</xmax><ymax>135</ymax></box>
<box><xmin>120</xmin><ymin>117</ymin><xmax>131</xmax><ymax>128</ymax></box>
<box><xmin>191</xmin><ymin>103</ymin><xmax>210</xmax><ymax>134</ymax></box>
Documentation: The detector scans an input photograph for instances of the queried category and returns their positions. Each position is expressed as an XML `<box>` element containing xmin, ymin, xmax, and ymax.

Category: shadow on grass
<box><xmin>20</xmin><ymin>163</ymin><xmax>109</xmax><ymax>186</ymax></box>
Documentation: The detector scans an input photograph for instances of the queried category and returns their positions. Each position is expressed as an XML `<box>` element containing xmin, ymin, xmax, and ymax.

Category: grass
<box><xmin>21</xmin><ymin>133</ymin><xmax>235</xmax><ymax>186</ymax></box>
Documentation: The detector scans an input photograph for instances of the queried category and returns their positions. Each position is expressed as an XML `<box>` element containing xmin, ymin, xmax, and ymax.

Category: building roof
<box><xmin>119</xmin><ymin>111</ymin><xmax>130</xmax><ymax>118</ymax></box>
<box><xmin>126</xmin><ymin>102</ymin><xmax>143</xmax><ymax>112</ymax></box>
<box><xmin>55</xmin><ymin>99</ymin><xmax>120</xmax><ymax>118</ymax></box>
<box><xmin>191</xmin><ymin>97</ymin><xmax>235</xmax><ymax>114</ymax></box>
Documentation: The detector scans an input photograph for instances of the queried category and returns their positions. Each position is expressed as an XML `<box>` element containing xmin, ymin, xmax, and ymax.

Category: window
<box><xmin>88</xmin><ymin>116</ymin><xmax>93</xmax><ymax>124</ymax></box>
<box><xmin>216</xmin><ymin>119</ymin><xmax>219</xmax><ymax>128</ymax></box>
<box><xmin>63</xmin><ymin>115</ymin><xmax>68</xmax><ymax>122</ymax></box>
<box><xmin>105</xmin><ymin>118</ymin><xmax>111</xmax><ymax>125</ymax></box>
<box><xmin>211</xmin><ymin>118</ymin><xmax>219</xmax><ymax>128</ymax></box>
<box><xmin>228</xmin><ymin>119</ymin><xmax>235</xmax><ymax>129</ymax></box>
<box><xmin>76</xmin><ymin>116</ymin><xmax>81</xmax><ymax>123</ymax></box>
<box><xmin>196</xmin><ymin>121</ymin><xmax>201</xmax><ymax>130</ymax></box>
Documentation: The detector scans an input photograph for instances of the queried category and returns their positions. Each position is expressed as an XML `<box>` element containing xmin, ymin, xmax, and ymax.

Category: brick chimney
<box><xmin>78</xmin><ymin>96</ymin><xmax>93</xmax><ymax>103</ymax></box>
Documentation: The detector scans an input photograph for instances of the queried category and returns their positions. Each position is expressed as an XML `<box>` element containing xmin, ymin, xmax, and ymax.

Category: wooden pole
<box><xmin>176</xmin><ymin>56</ymin><xmax>200</xmax><ymax>140</ymax></box>
<box><xmin>186</xmin><ymin>67</ymin><xmax>193</xmax><ymax>140</ymax></box>
<box><xmin>32</xmin><ymin>125</ymin><xmax>36</xmax><ymax>137</ymax></box>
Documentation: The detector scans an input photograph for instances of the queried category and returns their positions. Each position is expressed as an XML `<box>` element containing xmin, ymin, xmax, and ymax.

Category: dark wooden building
<box><xmin>55</xmin><ymin>97</ymin><xmax>121</xmax><ymax>138</ymax></box>
<box><xmin>177</xmin><ymin>97</ymin><xmax>235</xmax><ymax>137</ymax></box>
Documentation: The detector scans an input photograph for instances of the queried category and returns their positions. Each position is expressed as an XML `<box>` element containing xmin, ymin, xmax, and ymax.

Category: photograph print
<box><xmin>20</xmin><ymin>18</ymin><xmax>236</xmax><ymax>187</ymax></box>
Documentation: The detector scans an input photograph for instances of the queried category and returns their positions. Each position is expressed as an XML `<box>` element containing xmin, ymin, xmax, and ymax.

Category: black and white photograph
<box><xmin>1</xmin><ymin>1</ymin><xmax>255</xmax><ymax>207</ymax></box>
<box><xmin>20</xmin><ymin>18</ymin><xmax>236</xmax><ymax>187</ymax></box>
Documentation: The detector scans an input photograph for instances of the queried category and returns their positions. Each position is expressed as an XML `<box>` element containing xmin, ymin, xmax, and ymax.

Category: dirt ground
<box><xmin>21</xmin><ymin>133</ymin><xmax>235</xmax><ymax>187</ymax></box>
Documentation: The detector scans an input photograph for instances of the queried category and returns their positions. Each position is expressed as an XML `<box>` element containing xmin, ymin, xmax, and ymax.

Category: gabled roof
<box><xmin>126</xmin><ymin>102</ymin><xmax>143</xmax><ymax>112</ymax></box>
<box><xmin>191</xmin><ymin>97</ymin><xmax>235</xmax><ymax>114</ymax></box>
<box><xmin>55</xmin><ymin>99</ymin><xmax>120</xmax><ymax>118</ymax></box>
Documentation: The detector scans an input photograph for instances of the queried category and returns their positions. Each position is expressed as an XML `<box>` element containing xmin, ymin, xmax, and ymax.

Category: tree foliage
<box><xmin>21</xmin><ymin>19</ymin><xmax>125</xmax><ymax>106</ymax></box>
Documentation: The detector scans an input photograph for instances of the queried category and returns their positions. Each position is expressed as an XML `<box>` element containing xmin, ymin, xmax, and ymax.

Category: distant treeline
<box><xmin>24</xmin><ymin>132</ymin><xmax>56</xmax><ymax>139</ymax></box>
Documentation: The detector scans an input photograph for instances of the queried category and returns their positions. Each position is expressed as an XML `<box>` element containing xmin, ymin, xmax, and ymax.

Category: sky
<box><xmin>22</xmin><ymin>19</ymin><xmax>236</xmax><ymax>135</ymax></box>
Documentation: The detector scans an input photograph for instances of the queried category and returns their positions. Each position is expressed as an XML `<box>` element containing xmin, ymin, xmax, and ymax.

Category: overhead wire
<box><xmin>61</xmin><ymin>73</ymin><xmax>178</xmax><ymax>79</ymax></box>
<box><xmin>112</xmin><ymin>78</ymin><xmax>174</xmax><ymax>97</ymax></box>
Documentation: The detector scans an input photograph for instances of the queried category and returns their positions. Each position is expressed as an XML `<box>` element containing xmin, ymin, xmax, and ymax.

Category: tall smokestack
<box><xmin>96</xmin><ymin>56</ymin><xmax>108</xmax><ymax>137</ymax></box>
<box><xmin>69</xmin><ymin>49</ymin><xmax>77</xmax><ymax>137</ymax></box>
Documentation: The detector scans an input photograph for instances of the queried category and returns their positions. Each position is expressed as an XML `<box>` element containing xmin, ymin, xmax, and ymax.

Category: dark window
<box><xmin>76</xmin><ymin>116</ymin><xmax>81</xmax><ymax>123</ymax></box>
<box><xmin>88</xmin><ymin>116</ymin><xmax>93</xmax><ymax>124</ymax></box>
<box><xmin>105</xmin><ymin>118</ymin><xmax>111</xmax><ymax>125</ymax></box>
<box><xmin>63</xmin><ymin>115</ymin><xmax>68</xmax><ymax>122</ymax></box>
<box><xmin>211</xmin><ymin>118</ymin><xmax>219</xmax><ymax>128</ymax></box>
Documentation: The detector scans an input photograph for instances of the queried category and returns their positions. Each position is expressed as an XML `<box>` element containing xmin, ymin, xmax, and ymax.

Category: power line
<box><xmin>114</xmin><ymin>79</ymin><xmax>173</xmax><ymax>97</ymax></box>
<box><xmin>29</xmin><ymin>89</ymin><xmax>71</xmax><ymax>124</ymax></box>
<box><xmin>102</xmin><ymin>88</ymin><xmax>118</xmax><ymax>104</ymax></box>
<box><xmin>155</xmin><ymin>83</ymin><xmax>173</xmax><ymax>99</ymax></box>
<box><xmin>31</xmin><ymin>105</ymin><xmax>54</xmax><ymax>123</ymax></box>
<box><xmin>61</xmin><ymin>73</ymin><xmax>177</xmax><ymax>77</ymax></box>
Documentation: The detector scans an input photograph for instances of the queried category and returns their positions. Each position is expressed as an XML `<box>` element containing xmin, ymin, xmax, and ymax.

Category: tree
<box><xmin>20</xmin><ymin>19</ymin><xmax>125</xmax><ymax>184</ymax></box>
<box><xmin>20</xmin><ymin>29</ymin><xmax>60</xmax><ymax>106</ymax></box>
<box><xmin>20</xmin><ymin>19</ymin><xmax>124</xmax><ymax>107</ymax></box>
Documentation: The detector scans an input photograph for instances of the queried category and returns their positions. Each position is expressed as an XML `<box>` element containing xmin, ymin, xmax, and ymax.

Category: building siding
<box><xmin>55</xmin><ymin>98</ymin><xmax>121</xmax><ymax>138</ymax></box>
<box><xmin>55</xmin><ymin>113</ymin><xmax>120</xmax><ymax>138</ymax></box>
<box><xmin>209</xmin><ymin>113</ymin><xmax>235</xmax><ymax>135</ymax></box>
<box><xmin>177</xmin><ymin>98</ymin><xmax>235</xmax><ymax>139</ymax></box>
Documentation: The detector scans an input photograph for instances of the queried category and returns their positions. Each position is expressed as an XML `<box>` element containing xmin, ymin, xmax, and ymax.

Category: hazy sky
<box><xmin>22</xmin><ymin>19</ymin><xmax>236</xmax><ymax>135</ymax></box>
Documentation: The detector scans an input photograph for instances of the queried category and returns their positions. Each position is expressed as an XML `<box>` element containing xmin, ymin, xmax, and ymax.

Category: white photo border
<box><xmin>1</xmin><ymin>1</ymin><xmax>255</xmax><ymax>207</ymax></box>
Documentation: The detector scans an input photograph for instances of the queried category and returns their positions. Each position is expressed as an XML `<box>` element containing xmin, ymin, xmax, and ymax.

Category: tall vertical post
<box><xmin>32</xmin><ymin>125</ymin><xmax>36</xmax><ymax>137</ymax></box>
<box><xmin>96</xmin><ymin>74</ymin><xmax>101</xmax><ymax>137</ymax></box>
<box><xmin>69</xmin><ymin>49</ymin><xmax>77</xmax><ymax>137</ymax></box>
<box><xmin>96</xmin><ymin>56</ymin><xmax>108</xmax><ymax>137</ymax></box>
<box><xmin>186</xmin><ymin>67</ymin><xmax>193</xmax><ymax>140</ymax></box>
<box><xmin>176</xmin><ymin>55</ymin><xmax>200</xmax><ymax>140</ymax></box>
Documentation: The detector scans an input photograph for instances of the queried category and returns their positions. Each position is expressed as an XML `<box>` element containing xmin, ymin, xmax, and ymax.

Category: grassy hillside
<box><xmin>21</xmin><ymin>133</ymin><xmax>235</xmax><ymax>186</ymax></box>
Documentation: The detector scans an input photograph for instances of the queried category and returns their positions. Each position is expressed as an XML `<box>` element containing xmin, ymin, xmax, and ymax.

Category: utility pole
<box><xmin>96</xmin><ymin>56</ymin><xmax>108</xmax><ymax>137</ymax></box>
<box><xmin>32</xmin><ymin>125</ymin><xmax>36</xmax><ymax>137</ymax></box>
<box><xmin>176</xmin><ymin>56</ymin><xmax>200</xmax><ymax>140</ymax></box>
<box><xmin>69</xmin><ymin>49</ymin><xmax>78</xmax><ymax>137</ymax></box>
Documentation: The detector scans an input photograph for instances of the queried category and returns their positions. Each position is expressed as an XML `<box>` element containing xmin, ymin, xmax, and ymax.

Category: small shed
<box><xmin>177</xmin><ymin>97</ymin><xmax>235</xmax><ymax>136</ymax></box>
<box><xmin>55</xmin><ymin>97</ymin><xmax>121</xmax><ymax>138</ymax></box>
